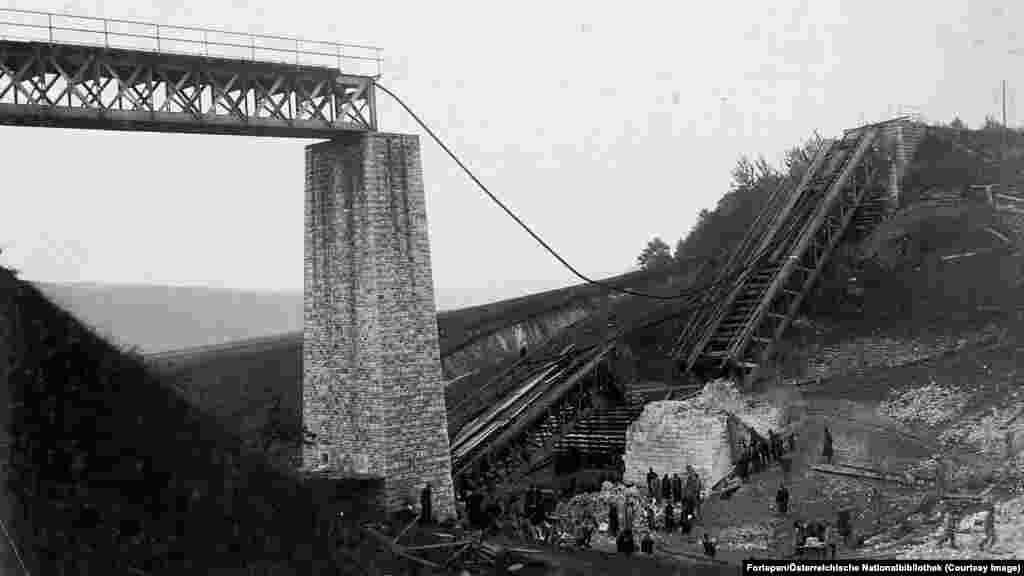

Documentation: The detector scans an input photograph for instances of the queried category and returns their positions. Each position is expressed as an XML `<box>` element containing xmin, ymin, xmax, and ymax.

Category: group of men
<box><xmin>737</xmin><ymin>428</ymin><xmax>795</xmax><ymax>481</ymax></box>
<box><xmin>645</xmin><ymin>465</ymin><xmax>704</xmax><ymax>519</ymax></box>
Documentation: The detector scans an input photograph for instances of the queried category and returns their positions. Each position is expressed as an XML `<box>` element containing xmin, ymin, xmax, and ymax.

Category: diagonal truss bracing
<box><xmin>677</xmin><ymin>125</ymin><xmax>892</xmax><ymax>386</ymax></box>
<box><xmin>0</xmin><ymin>40</ymin><xmax>376</xmax><ymax>137</ymax></box>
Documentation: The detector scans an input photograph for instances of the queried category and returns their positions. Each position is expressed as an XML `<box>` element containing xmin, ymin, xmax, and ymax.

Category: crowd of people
<box><xmin>737</xmin><ymin>428</ymin><xmax>796</xmax><ymax>481</ymax></box>
<box><xmin>442</xmin><ymin>423</ymin><xmax>887</xmax><ymax>562</ymax></box>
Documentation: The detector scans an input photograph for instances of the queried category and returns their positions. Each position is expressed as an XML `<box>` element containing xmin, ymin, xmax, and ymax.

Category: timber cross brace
<box><xmin>0</xmin><ymin>40</ymin><xmax>377</xmax><ymax>137</ymax></box>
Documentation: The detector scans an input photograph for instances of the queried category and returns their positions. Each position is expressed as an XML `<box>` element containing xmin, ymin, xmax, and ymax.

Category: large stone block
<box><xmin>303</xmin><ymin>133</ymin><xmax>455</xmax><ymax>518</ymax></box>
<box><xmin>623</xmin><ymin>401</ymin><xmax>743</xmax><ymax>493</ymax></box>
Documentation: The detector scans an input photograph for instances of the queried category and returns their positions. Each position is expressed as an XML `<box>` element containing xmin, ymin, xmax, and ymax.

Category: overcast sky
<box><xmin>0</xmin><ymin>0</ymin><xmax>1020</xmax><ymax>310</ymax></box>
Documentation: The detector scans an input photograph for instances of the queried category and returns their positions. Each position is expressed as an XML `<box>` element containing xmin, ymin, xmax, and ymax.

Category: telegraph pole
<box><xmin>1003</xmin><ymin>80</ymin><xmax>1008</xmax><ymax>129</ymax></box>
<box><xmin>1003</xmin><ymin>80</ymin><xmax>1009</xmax><ymax>193</ymax></box>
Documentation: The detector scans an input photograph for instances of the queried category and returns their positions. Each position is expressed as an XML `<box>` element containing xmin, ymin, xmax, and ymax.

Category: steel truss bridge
<box><xmin>0</xmin><ymin>9</ymin><xmax>381</xmax><ymax>137</ymax></box>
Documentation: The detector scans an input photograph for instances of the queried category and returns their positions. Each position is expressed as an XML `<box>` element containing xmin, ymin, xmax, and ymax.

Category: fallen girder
<box><xmin>450</xmin><ymin>341</ymin><xmax>624</xmax><ymax>490</ymax></box>
<box><xmin>677</xmin><ymin>124</ymin><xmax>901</xmax><ymax>386</ymax></box>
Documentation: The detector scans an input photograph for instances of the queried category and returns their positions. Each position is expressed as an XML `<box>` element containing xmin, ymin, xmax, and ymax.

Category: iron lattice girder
<box><xmin>738</xmin><ymin>133</ymin><xmax>881</xmax><ymax>381</ymax></box>
<box><xmin>0</xmin><ymin>40</ymin><xmax>376</xmax><ymax>136</ymax></box>
<box><xmin>690</xmin><ymin>129</ymin><xmax>879</xmax><ymax>377</ymax></box>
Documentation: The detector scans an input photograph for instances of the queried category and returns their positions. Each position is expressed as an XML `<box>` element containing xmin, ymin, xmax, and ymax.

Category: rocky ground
<box><xmin>549</xmin><ymin>340</ymin><xmax>1024</xmax><ymax>565</ymax></box>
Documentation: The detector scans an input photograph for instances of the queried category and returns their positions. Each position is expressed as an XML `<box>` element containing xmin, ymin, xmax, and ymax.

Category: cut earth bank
<box><xmin>557</xmin><ymin>340</ymin><xmax>1024</xmax><ymax>563</ymax></box>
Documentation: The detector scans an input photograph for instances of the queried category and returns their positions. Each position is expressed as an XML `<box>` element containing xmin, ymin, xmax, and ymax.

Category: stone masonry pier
<box><xmin>303</xmin><ymin>133</ymin><xmax>455</xmax><ymax>518</ymax></box>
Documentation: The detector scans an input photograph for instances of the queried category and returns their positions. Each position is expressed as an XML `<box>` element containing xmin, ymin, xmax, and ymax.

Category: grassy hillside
<box><xmin>0</xmin><ymin>267</ymin><xmax>381</xmax><ymax>574</ymax></box>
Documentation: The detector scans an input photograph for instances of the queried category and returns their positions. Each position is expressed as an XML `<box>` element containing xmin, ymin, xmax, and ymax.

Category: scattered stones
<box><xmin>877</xmin><ymin>383</ymin><xmax>969</xmax><ymax>427</ymax></box>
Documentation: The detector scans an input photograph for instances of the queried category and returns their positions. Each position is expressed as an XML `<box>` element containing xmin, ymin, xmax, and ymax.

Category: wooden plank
<box><xmin>810</xmin><ymin>464</ymin><xmax>907</xmax><ymax>484</ymax></box>
<box><xmin>362</xmin><ymin>526</ymin><xmax>442</xmax><ymax>570</ymax></box>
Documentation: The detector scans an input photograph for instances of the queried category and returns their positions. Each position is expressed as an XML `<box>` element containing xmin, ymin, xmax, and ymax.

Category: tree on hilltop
<box><xmin>673</xmin><ymin>237</ymin><xmax>687</xmax><ymax>264</ymax></box>
<box><xmin>637</xmin><ymin>237</ymin><xmax>673</xmax><ymax>270</ymax></box>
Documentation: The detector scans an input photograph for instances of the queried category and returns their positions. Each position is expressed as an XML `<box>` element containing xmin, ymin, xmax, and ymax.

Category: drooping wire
<box><xmin>376</xmin><ymin>82</ymin><xmax>756</xmax><ymax>302</ymax></box>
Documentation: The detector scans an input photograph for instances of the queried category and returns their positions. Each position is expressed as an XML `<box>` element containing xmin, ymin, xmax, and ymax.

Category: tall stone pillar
<box><xmin>303</xmin><ymin>132</ymin><xmax>455</xmax><ymax>519</ymax></box>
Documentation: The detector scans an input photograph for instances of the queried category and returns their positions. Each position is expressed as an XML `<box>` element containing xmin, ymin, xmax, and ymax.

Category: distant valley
<box><xmin>34</xmin><ymin>281</ymin><xmax>303</xmax><ymax>354</ymax></box>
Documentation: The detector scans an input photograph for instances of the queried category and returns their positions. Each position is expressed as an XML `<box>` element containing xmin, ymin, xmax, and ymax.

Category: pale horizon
<box><xmin>1</xmin><ymin>0</ymin><xmax>1021</xmax><ymax>311</ymax></box>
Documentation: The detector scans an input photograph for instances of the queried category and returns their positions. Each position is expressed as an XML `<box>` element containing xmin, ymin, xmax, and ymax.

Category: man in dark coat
<box><xmin>420</xmin><ymin>483</ymin><xmax>433</xmax><ymax>525</ymax></box>
<box><xmin>738</xmin><ymin>450</ymin><xmax>750</xmax><ymax>481</ymax></box>
<box><xmin>662</xmin><ymin>473</ymin><xmax>672</xmax><ymax>501</ymax></box>
<box><xmin>608</xmin><ymin>503</ymin><xmax>620</xmax><ymax>537</ymax></box>
<box><xmin>524</xmin><ymin>485</ymin><xmax>537</xmax><ymax>519</ymax></box>
<box><xmin>673</xmin><ymin>473</ymin><xmax>683</xmax><ymax>504</ymax></box>
<box><xmin>617</xmin><ymin>528</ymin><xmax>636</xmax><ymax>556</ymax></box>
<box><xmin>468</xmin><ymin>489</ymin><xmax>485</xmax><ymax>530</ymax></box>
<box><xmin>641</xmin><ymin>531</ymin><xmax>654</xmax><ymax>554</ymax></box>
<box><xmin>823</xmin><ymin>427</ymin><xmax>834</xmax><ymax>465</ymax></box>
<box><xmin>664</xmin><ymin>501</ymin><xmax>675</xmax><ymax>533</ymax></box>
<box><xmin>776</xmin><ymin>484</ymin><xmax>790</xmax><ymax>515</ymax></box>
<box><xmin>695</xmin><ymin>473</ymin><xmax>704</xmax><ymax>519</ymax></box>
<box><xmin>702</xmin><ymin>532</ymin><xmax>717</xmax><ymax>558</ymax></box>
<box><xmin>647</xmin><ymin>468</ymin><xmax>659</xmax><ymax>498</ymax></box>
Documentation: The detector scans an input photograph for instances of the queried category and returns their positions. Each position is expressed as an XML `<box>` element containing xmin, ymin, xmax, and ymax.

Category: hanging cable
<box><xmin>376</xmin><ymin>83</ymin><xmax>755</xmax><ymax>301</ymax></box>
<box><xmin>0</xmin><ymin>514</ymin><xmax>31</xmax><ymax>576</ymax></box>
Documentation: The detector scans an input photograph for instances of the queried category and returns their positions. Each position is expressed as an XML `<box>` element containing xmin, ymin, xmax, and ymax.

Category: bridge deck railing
<box><xmin>0</xmin><ymin>8</ymin><xmax>382</xmax><ymax>77</ymax></box>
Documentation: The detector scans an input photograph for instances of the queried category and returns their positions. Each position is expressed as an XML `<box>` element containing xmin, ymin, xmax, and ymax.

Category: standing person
<box><xmin>662</xmin><ymin>473</ymin><xmax>672</xmax><ymax>502</ymax></box>
<box><xmin>641</xmin><ymin>531</ymin><xmax>654</xmax><ymax>554</ymax></box>
<box><xmin>937</xmin><ymin>503</ymin><xmax>958</xmax><ymax>549</ymax></box>
<box><xmin>738</xmin><ymin>448</ymin><xmax>750</xmax><ymax>481</ymax></box>
<box><xmin>823</xmin><ymin>427</ymin><xmax>834</xmax><ymax>465</ymax></box>
<box><xmin>701</xmin><ymin>532</ymin><xmax>717</xmax><ymax>558</ymax></box>
<box><xmin>608</xmin><ymin>502</ymin><xmax>620</xmax><ymax>537</ymax></box>
<box><xmin>524</xmin><ymin>485</ymin><xmax>537</xmax><ymax>521</ymax></box>
<box><xmin>836</xmin><ymin>510</ymin><xmax>852</xmax><ymax>547</ymax></box>
<box><xmin>645</xmin><ymin>503</ymin><xmax>656</xmax><ymax>531</ymax></box>
<box><xmin>935</xmin><ymin>459</ymin><xmax>948</xmax><ymax>498</ymax></box>
<box><xmin>776</xmin><ymin>484</ymin><xmax>790</xmax><ymax>516</ymax></box>
<box><xmin>794</xmin><ymin>521</ymin><xmax>808</xmax><ymax>558</ymax></box>
<box><xmin>979</xmin><ymin>502</ymin><xmax>997</xmax><ymax>550</ymax></box>
<box><xmin>420</xmin><ymin>483</ymin><xmax>433</xmax><ymax>525</ymax></box>
<box><xmin>624</xmin><ymin>500</ymin><xmax>635</xmax><ymax>534</ymax></box>
<box><xmin>824</xmin><ymin>522</ymin><xmax>838</xmax><ymax>560</ymax></box>
<box><xmin>531</xmin><ymin>497</ymin><xmax>547</xmax><ymax>541</ymax></box>
<box><xmin>617</xmin><ymin>528</ymin><xmax>636</xmax><ymax>557</ymax></box>
<box><xmin>695</xmin><ymin>473</ymin><xmax>704</xmax><ymax>520</ymax></box>
<box><xmin>751</xmin><ymin>439</ymin><xmax>763</xmax><ymax>473</ymax></box>
<box><xmin>787</xmin><ymin>431</ymin><xmax>797</xmax><ymax>453</ymax></box>
<box><xmin>647</xmin><ymin>468</ymin><xmax>658</xmax><ymax>498</ymax></box>
<box><xmin>664</xmin><ymin>501</ymin><xmax>675</xmax><ymax>533</ymax></box>
<box><xmin>468</xmin><ymin>489</ymin><xmax>485</xmax><ymax>530</ymax></box>
<box><xmin>679</xmin><ymin>510</ymin><xmax>693</xmax><ymax>537</ymax></box>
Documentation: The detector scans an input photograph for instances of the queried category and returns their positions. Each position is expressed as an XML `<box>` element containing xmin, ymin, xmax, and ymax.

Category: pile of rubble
<box><xmin>876</xmin><ymin>381</ymin><xmax>969</xmax><ymax>427</ymax></box>
<box><xmin>560</xmin><ymin>481</ymin><xmax>653</xmax><ymax>534</ymax></box>
<box><xmin>714</xmin><ymin>524</ymin><xmax>773</xmax><ymax>552</ymax></box>
<box><xmin>698</xmin><ymin>379</ymin><xmax>784</xmax><ymax>435</ymax></box>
